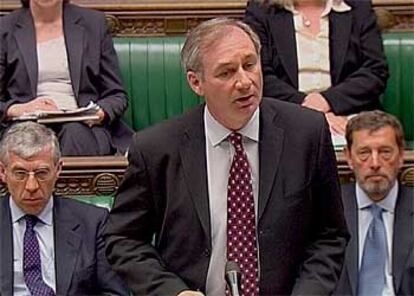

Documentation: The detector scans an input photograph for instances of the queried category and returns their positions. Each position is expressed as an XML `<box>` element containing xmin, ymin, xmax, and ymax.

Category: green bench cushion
<box><xmin>73</xmin><ymin>195</ymin><xmax>114</xmax><ymax>210</ymax></box>
<box><xmin>114</xmin><ymin>37</ymin><xmax>203</xmax><ymax>131</ymax></box>
<box><xmin>382</xmin><ymin>32</ymin><xmax>414</xmax><ymax>144</ymax></box>
<box><xmin>114</xmin><ymin>34</ymin><xmax>414</xmax><ymax>142</ymax></box>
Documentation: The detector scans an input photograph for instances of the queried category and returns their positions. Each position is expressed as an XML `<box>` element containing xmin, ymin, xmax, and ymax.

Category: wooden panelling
<box><xmin>1</xmin><ymin>0</ymin><xmax>413</xmax><ymax>36</ymax></box>
<box><xmin>0</xmin><ymin>151</ymin><xmax>413</xmax><ymax>198</ymax></box>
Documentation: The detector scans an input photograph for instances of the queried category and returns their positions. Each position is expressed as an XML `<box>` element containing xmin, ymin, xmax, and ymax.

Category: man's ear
<box><xmin>343</xmin><ymin>146</ymin><xmax>354</xmax><ymax>171</ymax></box>
<box><xmin>186</xmin><ymin>71</ymin><xmax>204</xmax><ymax>97</ymax></box>
<box><xmin>56</xmin><ymin>159</ymin><xmax>63</xmax><ymax>177</ymax></box>
<box><xmin>0</xmin><ymin>162</ymin><xmax>7</xmax><ymax>183</ymax></box>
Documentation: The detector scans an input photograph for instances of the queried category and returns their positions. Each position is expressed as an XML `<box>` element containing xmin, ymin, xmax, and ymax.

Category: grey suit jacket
<box><xmin>335</xmin><ymin>184</ymin><xmax>414</xmax><ymax>295</ymax></box>
<box><xmin>244</xmin><ymin>0</ymin><xmax>389</xmax><ymax>115</ymax></box>
<box><xmin>0</xmin><ymin>196</ymin><xmax>129</xmax><ymax>295</ymax></box>
<box><xmin>105</xmin><ymin>98</ymin><xmax>349</xmax><ymax>295</ymax></box>
<box><xmin>0</xmin><ymin>4</ymin><xmax>132</xmax><ymax>152</ymax></box>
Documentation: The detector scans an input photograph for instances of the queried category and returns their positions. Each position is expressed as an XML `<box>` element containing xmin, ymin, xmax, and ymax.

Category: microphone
<box><xmin>225</xmin><ymin>261</ymin><xmax>241</xmax><ymax>296</ymax></box>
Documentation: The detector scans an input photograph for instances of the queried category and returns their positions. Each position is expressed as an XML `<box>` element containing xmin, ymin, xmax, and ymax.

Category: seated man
<box><xmin>0</xmin><ymin>121</ymin><xmax>129</xmax><ymax>295</ymax></box>
<box><xmin>335</xmin><ymin>110</ymin><xmax>414</xmax><ymax>295</ymax></box>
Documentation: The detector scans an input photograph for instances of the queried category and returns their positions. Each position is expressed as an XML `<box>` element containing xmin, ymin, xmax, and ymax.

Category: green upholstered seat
<box><xmin>382</xmin><ymin>32</ymin><xmax>414</xmax><ymax>145</ymax></box>
<box><xmin>114</xmin><ymin>37</ymin><xmax>203</xmax><ymax>131</ymax></box>
<box><xmin>113</xmin><ymin>34</ymin><xmax>413</xmax><ymax>145</ymax></box>
<box><xmin>73</xmin><ymin>195</ymin><xmax>114</xmax><ymax>210</ymax></box>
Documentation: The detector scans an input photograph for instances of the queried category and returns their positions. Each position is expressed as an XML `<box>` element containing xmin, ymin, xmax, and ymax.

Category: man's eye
<box><xmin>35</xmin><ymin>170</ymin><xmax>51</xmax><ymax>180</ymax></box>
<box><xmin>14</xmin><ymin>171</ymin><xmax>27</xmax><ymax>179</ymax></box>
<box><xmin>357</xmin><ymin>151</ymin><xmax>370</xmax><ymax>160</ymax></box>
<box><xmin>218</xmin><ymin>71</ymin><xmax>230</xmax><ymax>78</ymax></box>
<box><xmin>244</xmin><ymin>62</ymin><xmax>256</xmax><ymax>70</ymax></box>
<box><xmin>380</xmin><ymin>149</ymin><xmax>392</xmax><ymax>159</ymax></box>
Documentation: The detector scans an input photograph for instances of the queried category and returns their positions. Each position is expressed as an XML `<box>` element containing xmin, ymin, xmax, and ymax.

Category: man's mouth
<box><xmin>235</xmin><ymin>94</ymin><xmax>255</xmax><ymax>106</ymax></box>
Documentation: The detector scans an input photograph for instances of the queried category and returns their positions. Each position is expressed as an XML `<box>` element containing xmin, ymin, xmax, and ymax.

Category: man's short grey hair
<box><xmin>345</xmin><ymin>110</ymin><xmax>405</xmax><ymax>150</ymax></box>
<box><xmin>0</xmin><ymin>122</ymin><xmax>61</xmax><ymax>166</ymax></box>
<box><xmin>181</xmin><ymin>17</ymin><xmax>261</xmax><ymax>76</ymax></box>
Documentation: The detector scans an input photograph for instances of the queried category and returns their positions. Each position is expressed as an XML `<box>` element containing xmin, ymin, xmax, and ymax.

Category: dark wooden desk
<box><xmin>1</xmin><ymin>150</ymin><xmax>413</xmax><ymax>197</ymax></box>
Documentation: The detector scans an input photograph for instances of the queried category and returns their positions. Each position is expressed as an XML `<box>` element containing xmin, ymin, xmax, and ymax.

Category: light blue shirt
<box><xmin>356</xmin><ymin>182</ymin><xmax>398</xmax><ymax>296</ymax></box>
<box><xmin>204</xmin><ymin>106</ymin><xmax>260</xmax><ymax>296</ymax></box>
<box><xmin>10</xmin><ymin>196</ymin><xmax>56</xmax><ymax>295</ymax></box>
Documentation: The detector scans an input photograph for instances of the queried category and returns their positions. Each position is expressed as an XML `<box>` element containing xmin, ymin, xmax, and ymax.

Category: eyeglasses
<box><xmin>10</xmin><ymin>168</ymin><xmax>54</xmax><ymax>182</ymax></box>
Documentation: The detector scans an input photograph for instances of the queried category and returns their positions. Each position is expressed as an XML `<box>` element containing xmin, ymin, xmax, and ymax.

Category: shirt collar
<box><xmin>356</xmin><ymin>181</ymin><xmax>398</xmax><ymax>213</ymax></box>
<box><xmin>10</xmin><ymin>195</ymin><xmax>54</xmax><ymax>225</ymax></box>
<box><xmin>285</xmin><ymin>0</ymin><xmax>351</xmax><ymax>16</ymax></box>
<box><xmin>204</xmin><ymin>106</ymin><xmax>260</xmax><ymax>147</ymax></box>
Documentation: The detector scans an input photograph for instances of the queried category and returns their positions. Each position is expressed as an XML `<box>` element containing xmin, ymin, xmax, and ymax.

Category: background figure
<box><xmin>244</xmin><ymin>0</ymin><xmax>389</xmax><ymax>136</ymax></box>
<box><xmin>0</xmin><ymin>121</ymin><xmax>129</xmax><ymax>295</ymax></box>
<box><xmin>104</xmin><ymin>17</ymin><xmax>348</xmax><ymax>296</ymax></box>
<box><xmin>335</xmin><ymin>110</ymin><xmax>414</xmax><ymax>295</ymax></box>
<box><xmin>0</xmin><ymin>0</ymin><xmax>132</xmax><ymax>156</ymax></box>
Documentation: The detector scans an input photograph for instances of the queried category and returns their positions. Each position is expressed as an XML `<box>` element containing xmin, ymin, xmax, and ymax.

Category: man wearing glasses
<box><xmin>0</xmin><ymin>121</ymin><xmax>129</xmax><ymax>295</ymax></box>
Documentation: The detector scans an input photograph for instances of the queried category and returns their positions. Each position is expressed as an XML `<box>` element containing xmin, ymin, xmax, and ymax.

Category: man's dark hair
<box><xmin>345</xmin><ymin>110</ymin><xmax>405</xmax><ymax>150</ymax></box>
<box><xmin>21</xmin><ymin>0</ymin><xmax>70</xmax><ymax>8</ymax></box>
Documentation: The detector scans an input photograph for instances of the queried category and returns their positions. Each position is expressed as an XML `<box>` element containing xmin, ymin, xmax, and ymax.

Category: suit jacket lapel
<box><xmin>257</xmin><ymin>101</ymin><xmax>284</xmax><ymax>221</ymax></box>
<box><xmin>270</xmin><ymin>10</ymin><xmax>298</xmax><ymax>87</ymax></box>
<box><xmin>392</xmin><ymin>186</ymin><xmax>414</xmax><ymax>293</ymax></box>
<box><xmin>329</xmin><ymin>11</ymin><xmax>352</xmax><ymax>85</ymax></box>
<box><xmin>0</xmin><ymin>196</ymin><xmax>14</xmax><ymax>295</ymax></box>
<box><xmin>63</xmin><ymin>5</ymin><xmax>84</xmax><ymax>98</ymax></box>
<box><xmin>342</xmin><ymin>184</ymin><xmax>358</xmax><ymax>296</ymax></box>
<box><xmin>14</xmin><ymin>10</ymin><xmax>38</xmax><ymax>97</ymax></box>
<box><xmin>179</xmin><ymin>106</ymin><xmax>211</xmax><ymax>245</ymax></box>
<box><xmin>54</xmin><ymin>197</ymin><xmax>82</xmax><ymax>295</ymax></box>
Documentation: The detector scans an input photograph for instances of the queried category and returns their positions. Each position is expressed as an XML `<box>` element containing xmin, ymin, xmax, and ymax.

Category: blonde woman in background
<box><xmin>245</xmin><ymin>0</ymin><xmax>388</xmax><ymax>136</ymax></box>
<box><xmin>0</xmin><ymin>0</ymin><xmax>132</xmax><ymax>156</ymax></box>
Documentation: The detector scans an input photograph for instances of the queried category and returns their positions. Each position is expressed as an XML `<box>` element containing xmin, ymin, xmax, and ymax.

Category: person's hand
<box><xmin>325</xmin><ymin>112</ymin><xmax>348</xmax><ymax>135</ymax></box>
<box><xmin>7</xmin><ymin>97</ymin><xmax>58</xmax><ymax>118</ymax></box>
<box><xmin>177</xmin><ymin>290</ymin><xmax>205</xmax><ymax>296</ymax></box>
<box><xmin>83</xmin><ymin>108</ymin><xmax>106</xmax><ymax>127</ymax></box>
<box><xmin>302</xmin><ymin>93</ymin><xmax>330</xmax><ymax>113</ymax></box>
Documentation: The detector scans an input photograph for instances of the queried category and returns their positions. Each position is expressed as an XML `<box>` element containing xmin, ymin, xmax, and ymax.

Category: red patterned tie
<box><xmin>227</xmin><ymin>132</ymin><xmax>259</xmax><ymax>296</ymax></box>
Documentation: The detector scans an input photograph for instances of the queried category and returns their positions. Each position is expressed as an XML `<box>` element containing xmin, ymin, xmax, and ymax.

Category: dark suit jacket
<box><xmin>0</xmin><ymin>196</ymin><xmax>129</xmax><ymax>295</ymax></box>
<box><xmin>105</xmin><ymin>98</ymin><xmax>349</xmax><ymax>295</ymax></box>
<box><xmin>244</xmin><ymin>0</ymin><xmax>389</xmax><ymax>115</ymax></box>
<box><xmin>335</xmin><ymin>184</ymin><xmax>414</xmax><ymax>295</ymax></box>
<box><xmin>0</xmin><ymin>4</ymin><xmax>132</xmax><ymax>152</ymax></box>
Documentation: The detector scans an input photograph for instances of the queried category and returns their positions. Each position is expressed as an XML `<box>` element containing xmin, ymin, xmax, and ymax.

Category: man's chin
<box><xmin>361</xmin><ymin>181</ymin><xmax>392</xmax><ymax>201</ymax></box>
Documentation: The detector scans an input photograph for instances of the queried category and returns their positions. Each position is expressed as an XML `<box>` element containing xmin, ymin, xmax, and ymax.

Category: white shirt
<box><xmin>356</xmin><ymin>182</ymin><xmax>398</xmax><ymax>296</ymax></box>
<box><xmin>10</xmin><ymin>197</ymin><xmax>56</xmax><ymax>295</ymax></box>
<box><xmin>37</xmin><ymin>36</ymin><xmax>78</xmax><ymax>110</ymax></box>
<box><xmin>204</xmin><ymin>106</ymin><xmax>260</xmax><ymax>296</ymax></box>
<box><xmin>285</xmin><ymin>0</ymin><xmax>351</xmax><ymax>94</ymax></box>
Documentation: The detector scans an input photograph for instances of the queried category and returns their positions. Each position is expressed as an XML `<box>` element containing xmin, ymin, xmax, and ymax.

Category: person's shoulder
<box><xmin>64</xmin><ymin>3</ymin><xmax>106</xmax><ymax>23</ymax></box>
<box><xmin>131</xmin><ymin>105</ymin><xmax>204</xmax><ymax>148</ymax></box>
<box><xmin>246</xmin><ymin>0</ymin><xmax>285</xmax><ymax>17</ymax></box>
<box><xmin>0</xmin><ymin>8</ymin><xmax>25</xmax><ymax>33</ymax></box>
<box><xmin>344</xmin><ymin>0</ymin><xmax>373</xmax><ymax>15</ymax></box>
<box><xmin>400</xmin><ymin>184</ymin><xmax>414</xmax><ymax>197</ymax></box>
<box><xmin>57</xmin><ymin>197</ymin><xmax>108</xmax><ymax>220</ymax></box>
<box><xmin>262</xmin><ymin>97</ymin><xmax>325</xmax><ymax>126</ymax></box>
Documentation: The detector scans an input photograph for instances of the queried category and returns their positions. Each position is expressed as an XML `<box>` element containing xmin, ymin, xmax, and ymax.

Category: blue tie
<box><xmin>23</xmin><ymin>215</ymin><xmax>55</xmax><ymax>296</ymax></box>
<box><xmin>358</xmin><ymin>204</ymin><xmax>387</xmax><ymax>296</ymax></box>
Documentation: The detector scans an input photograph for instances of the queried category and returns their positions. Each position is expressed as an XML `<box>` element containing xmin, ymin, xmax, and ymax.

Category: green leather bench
<box><xmin>382</xmin><ymin>32</ymin><xmax>414</xmax><ymax>146</ymax></box>
<box><xmin>114</xmin><ymin>34</ymin><xmax>414</xmax><ymax>145</ymax></box>
<box><xmin>71</xmin><ymin>32</ymin><xmax>414</xmax><ymax>208</ymax></box>
<box><xmin>114</xmin><ymin>37</ymin><xmax>202</xmax><ymax>131</ymax></box>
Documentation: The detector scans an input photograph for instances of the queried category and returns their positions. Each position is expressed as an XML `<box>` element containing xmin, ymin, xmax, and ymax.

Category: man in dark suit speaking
<box><xmin>0</xmin><ymin>121</ymin><xmax>129</xmax><ymax>295</ymax></box>
<box><xmin>104</xmin><ymin>18</ymin><xmax>348</xmax><ymax>296</ymax></box>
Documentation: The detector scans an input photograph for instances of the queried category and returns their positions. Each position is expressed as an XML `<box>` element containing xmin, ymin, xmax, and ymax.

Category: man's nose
<box><xmin>235</xmin><ymin>70</ymin><xmax>251</xmax><ymax>90</ymax></box>
<box><xmin>369</xmin><ymin>151</ymin><xmax>381</xmax><ymax>170</ymax></box>
<box><xmin>25</xmin><ymin>174</ymin><xmax>40</xmax><ymax>192</ymax></box>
